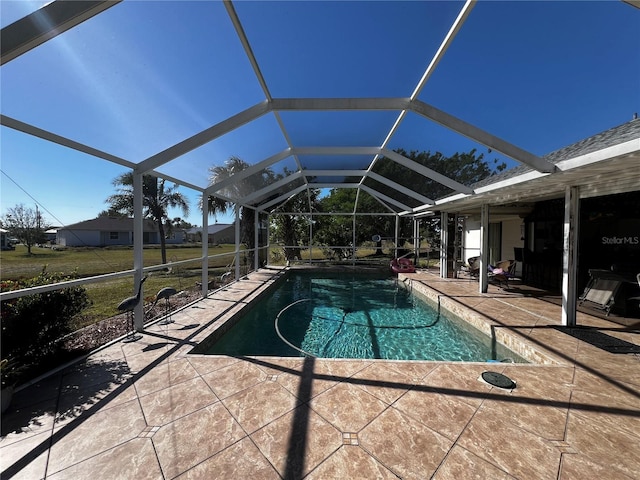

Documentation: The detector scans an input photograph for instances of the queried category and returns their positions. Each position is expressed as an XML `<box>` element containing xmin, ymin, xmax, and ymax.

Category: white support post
<box><xmin>201</xmin><ymin>193</ymin><xmax>209</xmax><ymax>297</ymax></box>
<box><xmin>395</xmin><ymin>215</ymin><xmax>400</xmax><ymax>259</ymax></box>
<box><xmin>235</xmin><ymin>204</ymin><xmax>241</xmax><ymax>280</ymax></box>
<box><xmin>453</xmin><ymin>214</ymin><xmax>460</xmax><ymax>278</ymax></box>
<box><xmin>480</xmin><ymin>204</ymin><xmax>489</xmax><ymax>293</ymax></box>
<box><xmin>254</xmin><ymin>210</ymin><xmax>260</xmax><ymax>271</ymax></box>
<box><xmin>440</xmin><ymin>212</ymin><xmax>448</xmax><ymax>278</ymax></box>
<box><xmin>352</xmin><ymin>214</ymin><xmax>357</xmax><ymax>265</ymax></box>
<box><xmin>413</xmin><ymin>219</ymin><xmax>419</xmax><ymax>265</ymax></box>
<box><xmin>132</xmin><ymin>172</ymin><xmax>144</xmax><ymax>331</ymax></box>
<box><xmin>310</xmin><ymin>214</ymin><xmax>314</xmax><ymax>266</ymax></box>
<box><xmin>562</xmin><ymin>186</ymin><xmax>579</xmax><ymax>326</ymax></box>
<box><xmin>266</xmin><ymin>213</ymin><xmax>271</xmax><ymax>266</ymax></box>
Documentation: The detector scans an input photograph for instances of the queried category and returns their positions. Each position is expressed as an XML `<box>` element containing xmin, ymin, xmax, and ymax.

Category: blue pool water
<box><xmin>202</xmin><ymin>271</ymin><xmax>525</xmax><ymax>362</ymax></box>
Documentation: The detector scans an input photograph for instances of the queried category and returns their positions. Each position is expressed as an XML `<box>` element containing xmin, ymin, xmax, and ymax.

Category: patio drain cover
<box><xmin>482</xmin><ymin>371</ymin><xmax>516</xmax><ymax>390</ymax></box>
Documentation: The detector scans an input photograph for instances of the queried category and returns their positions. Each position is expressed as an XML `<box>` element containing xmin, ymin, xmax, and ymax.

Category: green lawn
<box><xmin>1</xmin><ymin>244</ymin><xmax>242</xmax><ymax>327</ymax></box>
<box><xmin>0</xmin><ymin>244</ymin><xmax>236</xmax><ymax>279</ymax></box>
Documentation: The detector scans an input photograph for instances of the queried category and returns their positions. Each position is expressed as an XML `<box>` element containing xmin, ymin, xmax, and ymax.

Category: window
<box><xmin>109</xmin><ymin>232</ymin><xmax>118</xmax><ymax>240</ymax></box>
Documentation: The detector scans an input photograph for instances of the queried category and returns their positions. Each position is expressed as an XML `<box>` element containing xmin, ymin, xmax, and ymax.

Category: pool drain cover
<box><xmin>482</xmin><ymin>371</ymin><xmax>516</xmax><ymax>390</ymax></box>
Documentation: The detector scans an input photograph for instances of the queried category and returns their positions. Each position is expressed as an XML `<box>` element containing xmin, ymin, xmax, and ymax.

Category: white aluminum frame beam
<box><xmin>207</xmin><ymin>148</ymin><xmax>292</xmax><ymax>194</ymax></box>
<box><xmin>309</xmin><ymin>183</ymin><xmax>361</xmax><ymax>189</ymax></box>
<box><xmin>382</xmin><ymin>149</ymin><xmax>473</xmax><ymax>194</ymax></box>
<box><xmin>292</xmin><ymin>146</ymin><xmax>472</xmax><ymax>193</ymax></box>
<box><xmin>242</xmin><ymin>171</ymin><xmax>304</xmax><ymax>204</ymax></box>
<box><xmin>259</xmin><ymin>184</ymin><xmax>308</xmax><ymax>212</ymax></box>
<box><xmin>224</xmin><ymin>0</ymin><xmax>310</xmax><ymax>196</ymax></box>
<box><xmin>366</xmin><ymin>171</ymin><xmax>434</xmax><ymax>205</ymax></box>
<box><xmin>270</xmin><ymin>97</ymin><xmax>410</xmax><ymax>111</ymax></box>
<box><xmin>1</xmin><ymin>0</ymin><xmax>121</xmax><ymax>65</ymax></box>
<box><xmin>303</xmin><ymin>169</ymin><xmax>367</xmax><ymax>177</ymax></box>
<box><xmin>132</xmin><ymin>94</ymin><xmax>548</xmax><ymax>187</ymax></box>
<box><xmin>360</xmin><ymin>0</ymin><xmax>476</xmax><ymax>209</ymax></box>
<box><xmin>138</xmin><ymin>100</ymin><xmax>271</xmax><ymax>173</ymax></box>
<box><xmin>360</xmin><ymin>185</ymin><xmax>413</xmax><ymax>212</ymax></box>
<box><xmin>303</xmin><ymin>169</ymin><xmax>433</xmax><ymax>204</ymax></box>
<box><xmin>1</xmin><ymin>115</ymin><xmax>135</xmax><ymax>169</ymax></box>
<box><xmin>411</xmin><ymin>100</ymin><xmax>555</xmax><ymax>173</ymax></box>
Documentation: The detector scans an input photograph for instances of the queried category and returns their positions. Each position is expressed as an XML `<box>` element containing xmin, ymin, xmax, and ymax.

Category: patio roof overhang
<box><xmin>413</xmin><ymin>129</ymin><xmax>640</xmax><ymax>218</ymax></box>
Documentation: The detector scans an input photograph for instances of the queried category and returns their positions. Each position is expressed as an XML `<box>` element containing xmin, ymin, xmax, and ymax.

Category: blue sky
<box><xmin>1</xmin><ymin>0</ymin><xmax>639</xmax><ymax>228</ymax></box>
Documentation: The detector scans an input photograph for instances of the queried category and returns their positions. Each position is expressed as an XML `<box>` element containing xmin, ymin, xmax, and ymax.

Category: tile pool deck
<box><xmin>2</xmin><ymin>266</ymin><xmax>639</xmax><ymax>479</ymax></box>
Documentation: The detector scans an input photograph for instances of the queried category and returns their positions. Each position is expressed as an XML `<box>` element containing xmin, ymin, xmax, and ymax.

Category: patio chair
<box><xmin>578</xmin><ymin>269</ymin><xmax>624</xmax><ymax>316</ymax></box>
<box><xmin>489</xmin><ymin>260</ymin><xmax>517</xmax><ymax>289</ymax></box>
<box><xmin>466</xmin><ymin>256</ymin><xmax>481</xmax><ymax>277</ymax></box>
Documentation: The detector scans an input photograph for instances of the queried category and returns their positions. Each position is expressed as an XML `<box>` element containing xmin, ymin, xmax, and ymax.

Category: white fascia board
<box><xmin>0</xmin><ymin>114</ymin><xmax>135</xmax><ymax>169</ymax></box>
<box><xmin>360</xmin><ymin>185</ymin><xmax>412</xmax><ymax>211</ymax></box>
<box><xmin>417</xmin><ymin>170</ymin><xmax>547</xmax><ymax>211</ymax></box>
<box><xmin>555</xmin><ymin>138</ymin><xmax>640</xmax><ymax>171</ymax></box>
<box><xmin>138</xmin><ymin>100</ymin><xmax>271</xmax><ymax>173</ymax></box>
<box><xmin>410</xmin><ymin>100</ymin><xmax>555</xmax><ymax>173</ymax></box>
<box><xmin>366</xmin><ymin>171</ymin><xmax>434</xmax><ymax>205</ymax></box>
<box><xmin>243</xmin><ymin>171</ymin><xmax>304</xmax><ymax>204</ymax></box>
<box><xmin>259</xmin><ymin>184</ymin><xmax>309</xmax><ymax>212</ymax></box>
<box><xmin>382</xmin><ymin>148</ymin><xmax>474</xmax><ymax>194</ymax></box>
<box><xmin>271</xmin><ymin>98</ymin><xmax>410</xmax><ymax>111</ymax></box>
<box><xmin>206</xmin><ymin>148</ymin><xmax>292</xmax><ymax>194</ymax></box>
<box><xmin>473</xmin><ymin>170</ymin><xmax>548</xmax><ymax>195</ymax></box>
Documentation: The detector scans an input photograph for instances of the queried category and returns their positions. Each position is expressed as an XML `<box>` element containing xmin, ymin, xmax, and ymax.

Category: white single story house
<box><xmin>425</xmin><ymin>117</ymin><xmax>640</xmax><ymax>321</ymax></box>
<box><xmin>0</xmin><ymin>228</ymin><xmax>14</xmax><ymax>250</ymax></box>
<box><xmin>186</xmin><ymin>224</ymin><xmax>235</xmax><ymax>244</ymax></box>
<box><xmin>57</xmin><ymin>217</ymin><xmax>185</xmax><ymax>247</ymax></box>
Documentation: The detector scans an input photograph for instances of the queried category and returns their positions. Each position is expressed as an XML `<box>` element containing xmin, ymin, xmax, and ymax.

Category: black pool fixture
<box><xmin>482</xmin><ymin>371</ymin><xmax>516</xmax><ymax>390</ymax></box>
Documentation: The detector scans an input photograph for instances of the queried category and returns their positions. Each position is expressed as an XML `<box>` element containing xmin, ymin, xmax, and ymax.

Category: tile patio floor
<box><xmin>1</xmin><ymin>267</ymin><xmax>639</xmax><ymax>479</ymax></box>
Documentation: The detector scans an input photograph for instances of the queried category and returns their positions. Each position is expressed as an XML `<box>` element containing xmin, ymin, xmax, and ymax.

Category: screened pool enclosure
<box><xmin>1</xmin><ymin>0</ymin><xmax>639</xmax><ymax>331</ymax></box>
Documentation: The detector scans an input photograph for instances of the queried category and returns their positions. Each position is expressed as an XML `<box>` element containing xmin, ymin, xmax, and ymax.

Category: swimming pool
<box><xmin>199</xmin><ymin>271</ymin><xmax>526</xmax><ymax>362</ymax></box>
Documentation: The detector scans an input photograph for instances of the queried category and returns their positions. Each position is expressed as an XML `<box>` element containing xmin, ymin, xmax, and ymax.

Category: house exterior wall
<box><xmin>165</xmin><ymin>231</ymin><xmax>185</xmax><ymax>244</ymax></box>
<box><xmin>57</xmin><ymin>230</ymin><xmax>101</xmax><ymax>247</ymax></box>
<box><xmin>0</xmin><ymin>230</ymin><xmax>10</xmax><ymax>250</ymax></box>
<box><xmin>101</xmin><ymin>230</ymin><xmax>131</xmax><ymax>246</ymax></box>
<box><xmin>462</xmin><ymin>217</ymin><xmax>523</xmax><ymax>274</ymax></box>
<box><xmin>209</xmin><ymin>226</ymin><xmax>235</xmax><ymax>244</ymax></box>
<box><xmin>57</xmin><ymin>229</ymin><xmax>185</xmax><ymax>246</ymax></box>
<box><xmin>501</xmin><ymin>218</ymin><xmax>524</xmax><ymax>276</ymax></box>
<box><xmin>462</xmin><ymin>219</ymin><xmax>481</xmax><ymax>264</ymax></box>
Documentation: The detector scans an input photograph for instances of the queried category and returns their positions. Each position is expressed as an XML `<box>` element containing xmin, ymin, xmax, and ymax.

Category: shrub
<box><xmin>1</xmin><ymin>268</ymin><xmax>91</xmax><ymax>385</ymax></box>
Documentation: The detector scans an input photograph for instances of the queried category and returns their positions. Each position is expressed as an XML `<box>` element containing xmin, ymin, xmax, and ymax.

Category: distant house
<box><xmin>44</xmin><ymin>228</ymin><xmax>58</xmax><ymax>244</ymax></box>
<box><xmin>1</xmin><ymin>228</ymin><xmax>14</xmax><ymax>250</ymax></box>
<box><xmin>186</xmin><ymin>224</ymin><xmax>235</xmax><ymax>244</ymax></box>
<box><xmin>57</xmin><ymin>217</ymin><xmax>185</xmax><ymax>247</ymax></box>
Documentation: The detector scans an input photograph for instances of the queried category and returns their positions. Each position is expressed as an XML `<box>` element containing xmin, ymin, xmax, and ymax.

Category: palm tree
<box><xmin>106</xmin><ymin>173</ymin><xmax>190</xmax><ymax>264</ymax></box>
<box><xmin>205</xmin><ymin>156</ymin><xmax>277</xmax><ymax>265</ymax></box>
